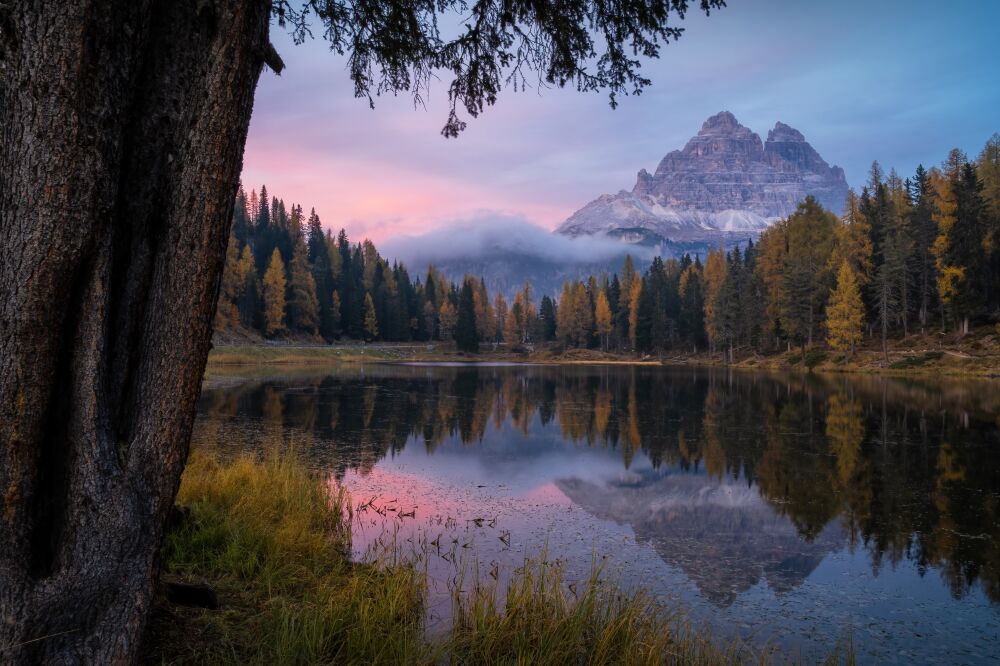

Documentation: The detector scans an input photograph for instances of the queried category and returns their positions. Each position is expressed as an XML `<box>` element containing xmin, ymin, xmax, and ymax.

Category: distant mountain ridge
<box><xmin>557</xmin><ymin>111</ymin><xmax>848</xmax><ymax>242</ymax></box>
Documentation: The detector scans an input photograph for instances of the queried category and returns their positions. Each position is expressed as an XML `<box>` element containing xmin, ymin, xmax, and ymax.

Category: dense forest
<box><xmin>219</xmin><ymin>135</ymin><xmax>1000</xmax><ymax>359</ymax></box>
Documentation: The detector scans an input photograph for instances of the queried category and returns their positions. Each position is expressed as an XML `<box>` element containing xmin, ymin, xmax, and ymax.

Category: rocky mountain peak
<box><xmin>557</xmin><ymin>111</ymin><xmax>848</xmax><ymax>243</ymax></box>
<box><xmin>699</xmin><ymin>110</ymin><xmax>741</xmax><ymax>133</ymax></box>
<box><xmin>767</xmin><ymin>121</ymin><xmax>806</xmax><ymax>143</ymax></box>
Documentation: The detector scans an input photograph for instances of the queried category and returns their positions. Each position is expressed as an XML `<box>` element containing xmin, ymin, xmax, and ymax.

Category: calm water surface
<box><xmin>194</xmin><ymin>364</ymin><xmax>1000</xmax><ymax>663</ymax></box>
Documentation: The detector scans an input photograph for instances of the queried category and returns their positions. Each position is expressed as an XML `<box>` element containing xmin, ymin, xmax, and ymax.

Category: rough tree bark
<box><xmin>1</xmin><ymin>1</ymin><xmax>271</xmax><ymax>662</ymax></box>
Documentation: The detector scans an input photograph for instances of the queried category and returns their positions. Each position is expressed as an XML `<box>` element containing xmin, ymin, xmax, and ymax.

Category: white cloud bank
<box><xmin>381</xmin><ymin>214</ymin><xmax>654</xmax><ymax>267</ymax></box>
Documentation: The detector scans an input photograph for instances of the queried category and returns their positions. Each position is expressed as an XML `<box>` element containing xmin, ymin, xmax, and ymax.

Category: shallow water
<box><xmin>194</xmin><ymin>364</ymin><xmax>1000</xmax><ymax>663</ymax></box>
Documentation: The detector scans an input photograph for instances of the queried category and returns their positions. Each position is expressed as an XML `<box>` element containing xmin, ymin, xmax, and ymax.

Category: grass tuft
<box><xmin>149</xmin><ymin>453</ymin><xmax>425</xmax><ymax>664</ymax></box>
<box><xmin>145</xmin><ymin>453</ymin><xmax>851</xmax><ymax>665</ymax></box>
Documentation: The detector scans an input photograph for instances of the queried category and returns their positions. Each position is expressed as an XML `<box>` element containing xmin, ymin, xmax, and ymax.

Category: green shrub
<box><xmin>804</xmin><ymin>350</ymin><xmax>828</xmax><ymax>369</ymax></box>
<box><xmin>888</xmin><ymin>351</ymin><xmax>943</xmax><ymax>370</ymax></box>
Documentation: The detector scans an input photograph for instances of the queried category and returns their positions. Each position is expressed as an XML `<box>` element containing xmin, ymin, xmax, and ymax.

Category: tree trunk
<box><xmin>1</xmin><ymin>2</ymin><xmax>270</xmax><ymax>663</ymax></box>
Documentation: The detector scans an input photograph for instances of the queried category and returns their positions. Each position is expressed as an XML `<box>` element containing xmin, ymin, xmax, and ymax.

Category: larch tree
<box><xmin>556</xmin><ymin>281</ymin><xmax>576</xmax><ymax>345</ymax></box>
<box><xmin>702</xmin><ymin>247</ymin><xmax>728</xmax><ymax>353</ymax></box>
<box><xmin>215</xmin><ymin>230</ymin><xmax>245</xmax><ymax>330</ymax></box>
<box><xmin>617</xmin><ymin>255</ymin><xmax>638</xmax><ymax>345</ymax></box>
<box><xmin>755</xmin><ymin>223</ymin><xmax>787</xmax><ymax>350</ymax></box>
<box><xmin>931</xmin><ymin>153</ymin><xmax>986</xmax><ymax>334</ymax></box>
<box><xmin>0</xmin><ymin>1</ymin><xmax>725</xmax><ymax>660</ymax></box>
<box><xmin>262</xmin><ymin>248</ymin><xmax>288</xmax><ymax>337</ymax></box>
<box><xmin>572</xmin><ymin>281</ymin><xmax>595</xmax><ymax>347</ymax></box>
<box><xmin>515</xmin><ymin>281</ymin><xmax>538</xmax><ymax>343</ymax></box>
<box><xmin>831</xmin><ymin>190</ymin><xmax>874</xmax><ymax>294</ymax></box>
<box><xmin>826</xmin><ymin>261</ymin><xmax>865</xmax><ymax>361</ymax></box>
<box><xmin>505</xmin><ymin>301</ymin><xmax>522</xmax><ymax>344</ymax></box>
<box><xmin>287</xmin><ymin>234</ymin><xmax>320</xmax><ymax>335</ymax></box>
<box><xmin>594</xmin><ymin>290</ymin><xmax>613</xmax><ymax>351</ymax></box>
<box><xmin>439</xmin><ymin>300</ymin><xmax>458</xmax><ymax>342</ymax></box>
<box><xmin>493</xmin><ymin>293</ymin><xmax>509</xmax><ymax>343</ymax></box>
<box><xmin>628</xmin><ymin>279</ymin><xmax>643</xmax><ymax>351</ymax></box>
<box><xmin>363</xmin><ymin>292</ymin><xmax>380</xmax><ymax>341</ymax></box>
<box><xmin>473</xmin><ymin>279</ymin><xmax>495</xmax><ymax>342</ymax></box>
<box><xmin>237</xmin><ymin>245</ymin><xmax>261</xmax><ymax>329</ymax></box>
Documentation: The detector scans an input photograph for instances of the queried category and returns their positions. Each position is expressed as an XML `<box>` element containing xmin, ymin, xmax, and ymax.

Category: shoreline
<box><xmin>206</xmin><ymin>341</ymin><xmax>1000</xmax><ymax>379</ymax></box>
<box><xmin>145</xmin><ymin>452</ymin><xmax>798</xmax><ymax>664</ymax></box>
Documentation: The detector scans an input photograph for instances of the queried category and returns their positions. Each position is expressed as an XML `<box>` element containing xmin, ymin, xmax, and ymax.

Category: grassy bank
<box><xmin>207</xmin><ymin>334</ymin><xmax>1000</xmax><ymax>378</ymax></box>
<box><xmin>206</xmin><ymin>344</ymin><xmax>417</xmax><ymax>366</ymax></box>
<box><xmin>144</xmin><ymin>453</ymin><xmax>828</xmax><ymax>664</ymax></box>
<box><xmin>205</xmin><ymin>343</ymin><xmax>663</xmax><ymax>368</ymax></box>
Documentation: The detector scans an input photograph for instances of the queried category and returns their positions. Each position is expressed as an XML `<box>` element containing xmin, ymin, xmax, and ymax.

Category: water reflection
<box><xmin>197</xmin><ymin>365</ymin><xmax>1000</xmax><ymax>607</ymax></box>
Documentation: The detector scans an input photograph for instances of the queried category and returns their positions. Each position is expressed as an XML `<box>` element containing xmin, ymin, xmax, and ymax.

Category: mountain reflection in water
<box><xmin>195</xmin><ymin>364</ymin><xmax>1000</xmax><ymax>662</ymax></box>
<box><xmin>556</xmin><ymin>471</ymin><xmax>843</xmax><ymax>606</ymax></box>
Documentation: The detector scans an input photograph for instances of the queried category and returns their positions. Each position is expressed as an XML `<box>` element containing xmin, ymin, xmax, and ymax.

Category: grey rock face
<box><xmin>558</xmin><ymin>111</ymin><xmax>848</xmax><ymax>241</ymax></box>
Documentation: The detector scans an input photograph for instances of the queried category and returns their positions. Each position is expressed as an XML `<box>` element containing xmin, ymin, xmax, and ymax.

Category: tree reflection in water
<box><xmin>196</xmin><ymin>365</ymin><xmax>1000</xmax><ymax>606</ymax></box>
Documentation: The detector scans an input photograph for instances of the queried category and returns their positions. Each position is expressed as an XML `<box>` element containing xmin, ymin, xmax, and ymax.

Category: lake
<box><xmin>194</xmin><ymin>363</ymin><xmax>1000</xmax><ymax>663</ymax></box>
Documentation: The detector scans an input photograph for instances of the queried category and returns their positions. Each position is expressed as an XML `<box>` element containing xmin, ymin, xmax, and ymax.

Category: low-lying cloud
<box><xmin>382</xmin><ymin>214</ymin><xmax>653</xmax><ymax>268</ymax></box>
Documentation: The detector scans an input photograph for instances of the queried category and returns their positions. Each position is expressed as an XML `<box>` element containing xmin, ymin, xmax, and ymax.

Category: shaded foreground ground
<box><xmin>142</xmin><ymin>453</ymin><xmax>852</xmax><ymax>664</ymax></box>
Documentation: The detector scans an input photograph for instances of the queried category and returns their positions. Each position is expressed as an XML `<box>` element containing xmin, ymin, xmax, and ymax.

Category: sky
<box><xmin>241</xmin><ymin>0</ymin><xmax>1000</xmax><ymax>243</ymax></box>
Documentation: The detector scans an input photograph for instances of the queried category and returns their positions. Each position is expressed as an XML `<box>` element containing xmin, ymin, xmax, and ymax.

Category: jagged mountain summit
<box><xmin>557</xmin><ymin>111</ymin><xmax>848</xmax><ymax>242</ymax></box>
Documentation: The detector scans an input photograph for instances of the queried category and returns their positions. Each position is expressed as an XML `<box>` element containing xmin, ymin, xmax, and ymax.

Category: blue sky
<box><xmin>241</xmin><ymin>0</ymin><xmax>1000</xmax><ymax>241</ymax></box>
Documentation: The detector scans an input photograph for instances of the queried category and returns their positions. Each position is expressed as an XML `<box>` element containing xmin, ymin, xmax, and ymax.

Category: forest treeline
<box><xmin>218</xmin><ymin>135</ymin><xmax>1000</xmax><ymax>358</ymax></box>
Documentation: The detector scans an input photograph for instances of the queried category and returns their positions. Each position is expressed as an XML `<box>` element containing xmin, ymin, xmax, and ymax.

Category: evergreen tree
<box><xmin>826</xmin><ymin>261</ymin><xmax>865</xmax><ymax>361</ymax></box>
<box><xmin>232</xmin><ymin>185</ymin><xmax>251</xmax><ymax>248</ymax></box>
<box><xmin>330</xmin><ymin>290</ymin><xmax>342</xmax><ymax>337</ymax></box>
<box><xmin>678</xmin><ymin>262</ymin><xmax>706</xmax><ymax>351</ymax></box>
<box><xmin>932</xmin><ymin>152</ymin><xmax>988</xmax><ymax>333</ymax></box>
<box><xmin>307</xmin><ymin>209</ymin><xmax>338</xmax><ymax>339</ymax></box>
<box><xmin>780</xmin><ymin>197</ymin><xmax>838</xmax><ymax>349</ymax></box>
<box><xmin>607</xmin><ymin>275</ymin><xmax>623</xmax><ymax>348</ymax></box>
<box><xmin>262</xmin><ymin>248</ymin><xmax>287</xmax><ymax>337</ymax></box>
<box><xmin>907</xmin><ymin>169</ymin><xmax>938</xmax><ymax>330</ymax></box>
<box><xmin>978</xmin><ymin>134</ymin><xmax>1000</xmax><ymax>312</ymax></box>
<box><xmin>253</xmin><ymin>184</ymin><xmax>272</xmax><ymax>272</ymax></box>
<box><xmin>455</xmin><ymin>279</ymin><xmax>480</xmax><ymax>352</ymax></box>
<box><xmin>286</xmin><ymin>233</ymin><xmax>319</xmax><ymax>335</ymax></box>
<box><xmin>636</xmin><ymin>258</ymin><xmax>669</xmax><ymax>352</ymax></box>
<box><xmin>540</xmin><ymin>295</ymin><xmax>557</xmax><ymax>342</ymax></box>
